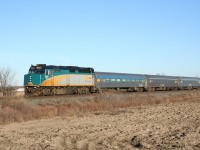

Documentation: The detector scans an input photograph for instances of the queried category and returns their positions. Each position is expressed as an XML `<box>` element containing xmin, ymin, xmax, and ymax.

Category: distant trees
<box><xmin>0</xmin><ymin>67</ymin><xmax>16</xmax><ymax>97</ymax></box>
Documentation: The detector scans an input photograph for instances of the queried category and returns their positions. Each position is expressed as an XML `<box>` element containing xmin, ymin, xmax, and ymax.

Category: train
<box><xmin>24</xmin><ymin>64</ymin><xmax>200</xmax><ymax>96</ymax></box>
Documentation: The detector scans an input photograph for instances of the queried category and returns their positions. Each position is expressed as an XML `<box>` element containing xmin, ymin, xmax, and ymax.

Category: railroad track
<box><xmin>24</xmin><ymin>89</ymin><xmax>200</xmax><ymax>106</ymax></box>
<box><xmin>25</xmin><ymin>89</ymin><xmax>200</xmax><ymax>99</ymax></box>
<box><xmin>1</xmin><ymin>89</ymin><xmax>199</xmax><ymax>106</ymax></box>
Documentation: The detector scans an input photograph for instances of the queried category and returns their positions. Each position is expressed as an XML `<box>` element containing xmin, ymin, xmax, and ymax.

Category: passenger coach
<box><xmin>95</xmin><ymin>72</ymin><xmax>146</xmax><ymax>92</ymax></box>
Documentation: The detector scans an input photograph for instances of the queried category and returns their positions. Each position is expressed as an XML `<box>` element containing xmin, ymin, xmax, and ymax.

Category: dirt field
<box><xmin>0</xmin><ymin>98</ymin><xmax>200</xmax><ymax>150</ymax></box>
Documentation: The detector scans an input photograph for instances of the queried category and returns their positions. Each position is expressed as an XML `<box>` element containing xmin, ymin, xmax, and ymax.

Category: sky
<box><xmin>0</xmin><ymin>0</ymin><xmax>200</xmax><ymax>85</ymax></box>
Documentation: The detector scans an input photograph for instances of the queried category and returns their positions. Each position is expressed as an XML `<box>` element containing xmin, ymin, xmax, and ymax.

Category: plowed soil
<box><xmin>0</xmin><ymin>97</ymin><xmax>200</xmax><ymax>149</ymax></box>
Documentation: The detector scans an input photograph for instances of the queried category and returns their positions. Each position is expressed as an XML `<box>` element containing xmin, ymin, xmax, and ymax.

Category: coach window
<box><xmin>122</xmin><ymin>79</ymin><xmax>126</xmax><ymax>82</ymax></box>
<box><xmin>106</xmin><ymin>79</ymin><xmax>110</xmax><ymax>82</ymax></box>
<box><xmin>116</xmin><ymin>79</ymin><xmax>121</xmax><ymax>82</ymax></box>
<box><xmin>111</xmin><ymin>79</ymin><xmax>115</xmax><ymax>82</ymax></box>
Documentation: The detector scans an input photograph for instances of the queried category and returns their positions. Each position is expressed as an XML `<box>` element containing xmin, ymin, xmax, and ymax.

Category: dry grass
<box><xmin>0</xmin><ymin>90</ymin><xmax>200</xmax><ymax>124</ymax></box>
<box><xmin>0</xmin><ymin>98</ymin><xmax>58</xmax><ymax>124</ymax></box>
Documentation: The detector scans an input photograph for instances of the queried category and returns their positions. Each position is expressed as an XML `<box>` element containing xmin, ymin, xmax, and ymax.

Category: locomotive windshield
<box><xmin>29</xmin><ymin>65</ymin><xmax>45</xmax><ymax>74</ymax></box>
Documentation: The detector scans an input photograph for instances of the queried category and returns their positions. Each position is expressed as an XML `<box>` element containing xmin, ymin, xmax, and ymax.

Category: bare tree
<box><xmin>0</xmin><ymin>67</ymin><xmax>16</xmax><ymax>97</ymax></box>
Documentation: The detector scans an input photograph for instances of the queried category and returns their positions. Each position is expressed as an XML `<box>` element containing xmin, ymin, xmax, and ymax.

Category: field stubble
<box><xmin>0</xmin><ymin>90</ymin><xmax>200</xmax><ymax>149</ymax></box>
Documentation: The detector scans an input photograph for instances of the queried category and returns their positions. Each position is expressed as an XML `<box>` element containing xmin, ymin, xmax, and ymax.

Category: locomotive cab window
<box><xmin>54</xmin><ymin>69</ymin><xmax>60</xmax><ymax>72</ymax></box>
<box><xmin>45</xmin><ymin>70</ymin><xmax>51</xmax><ymax>75</ymax></box>
<box><xmin>70</xmin><ymin>69</ymin><xmax>75</xmax><ymax>73</ymax></box>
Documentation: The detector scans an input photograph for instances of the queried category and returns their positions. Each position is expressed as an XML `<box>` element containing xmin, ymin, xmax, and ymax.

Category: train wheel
<box><xmin>85</xmin><ymin>87</ymin><xmax>89</xmax><ymax>94</ymax></box>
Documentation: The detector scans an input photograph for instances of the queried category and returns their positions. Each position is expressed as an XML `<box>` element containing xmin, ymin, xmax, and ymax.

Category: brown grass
<box><xmin>0</xmin><ymin>90</ymin><xmax>200</xmax><ymax>124</ymax></box>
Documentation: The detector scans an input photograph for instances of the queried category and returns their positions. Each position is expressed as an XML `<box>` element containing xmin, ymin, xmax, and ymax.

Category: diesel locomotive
<box><xmin>24</xmin><ymin>64</ymin><xmax>96</xmax><ymax>96</ymax></box>
<box><xmin>24</xmin><ymin>64</ymin><xmax>200</xmax><ymax>96</ymax></box>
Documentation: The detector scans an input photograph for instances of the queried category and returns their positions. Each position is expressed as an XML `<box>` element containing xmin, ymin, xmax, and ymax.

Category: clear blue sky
<box><xmin>0</xmin><ymin>0</ymin><xmax>200</xmax><ymax>85</ymax></box>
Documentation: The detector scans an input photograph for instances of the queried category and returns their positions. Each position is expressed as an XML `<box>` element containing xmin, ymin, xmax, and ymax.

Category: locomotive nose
<box><xmin>24</xmin><ymin>74</ymin><xmax>33</xmax><ymax>86</ymax></box>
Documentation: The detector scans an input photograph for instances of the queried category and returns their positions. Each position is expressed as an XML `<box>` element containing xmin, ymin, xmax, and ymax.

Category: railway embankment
<box><xmin>0</xmin><ymin>90</ymin><xmax>200</xmax><ymax>125</ymax></box>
